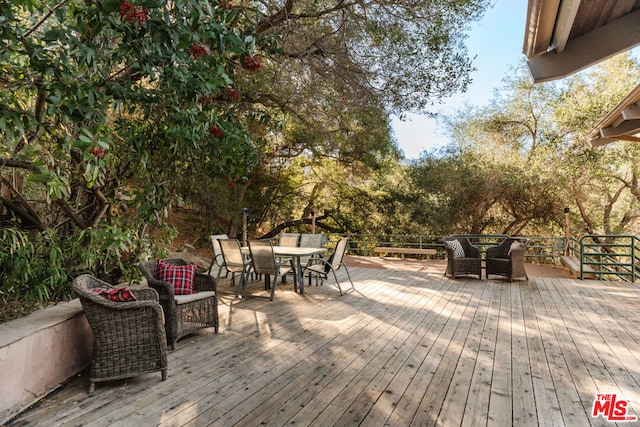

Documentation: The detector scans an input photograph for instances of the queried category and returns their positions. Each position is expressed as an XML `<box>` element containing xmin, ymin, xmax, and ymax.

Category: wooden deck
<box><xmin>8</xmin><ymin>260</ymin><xmax>640</xmax><ymax>426</ymax></box>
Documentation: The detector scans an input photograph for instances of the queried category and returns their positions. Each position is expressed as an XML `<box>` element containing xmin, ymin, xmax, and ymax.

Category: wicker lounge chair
<box><xmin>442</xmin><ymin>236</ymin><xmax>482</xmax><ymax>279</ymax></box>
<box><xmin>73</xmin><ymin>274</ymin><xmax>168</xmax><ymax>393</ymax></box>
<box><xmin>485</xmin><ymin>238</ymin><xmax>530</xmax><ymax>281</ymax></box>
<box><xmin>138</xmin><ymin>258</ymin><xmax>218</xmax><ymax>349</ymax></box>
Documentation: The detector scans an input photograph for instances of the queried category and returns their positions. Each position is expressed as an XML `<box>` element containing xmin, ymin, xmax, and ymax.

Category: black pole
<box><xmin>564</xmin><ymin>207</ymin><xmax>570</xmax><ymax>256</ymax></box>
<box><xmin>241</xmin><ymin>208</ymin><xmax>249</xmax><ymax>246</ymax></box>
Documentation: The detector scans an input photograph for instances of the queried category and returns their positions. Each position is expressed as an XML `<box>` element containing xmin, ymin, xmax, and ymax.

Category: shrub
<box><xmin>0</xmin><ymin>225</ymin><xmax>171</xmax><ymax>322</ymax></box>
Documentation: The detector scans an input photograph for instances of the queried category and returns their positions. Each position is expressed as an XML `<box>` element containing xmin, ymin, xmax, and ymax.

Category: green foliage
<box><xmin>0</xmin><ymin>0</ymin><xmax>497</xmax><ymax>323</ymax></box>
<box><xmin>0</xmin><ymin>224</ymin><xmax>170</xmax><ymax>321</ymax></box>
<box><xmin>1</xmin><ymin>0</ymin><xmax>268</xmax><ymax>228</ymax></box>
<box><xmin>401</xmin><ymin>148</ymin><xmax>561</xmax><ymax>236</ymax></box>
<box><xmin>415</xmin><ymin>54</ymin><xmax>640</xmax><ymax>239</ymax></box>
<box><xmin>1</xmin><ymin>0</ymin><xmax>268</xmax><ymax>320</ymax></box>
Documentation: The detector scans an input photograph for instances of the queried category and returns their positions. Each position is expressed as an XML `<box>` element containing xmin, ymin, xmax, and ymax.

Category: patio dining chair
<box><xmin>278</xmin><ymin>232</ymin><xmax>300</xmax><ymax>247</ymax></box>
<box><xmin>277</xmin><ymin>232</ymin><xmax>301</xmax><ymax>283</ymax></box>
<box><xmin>247</xmin><ymin>239</ymin><xmax>295</xmax><ymax>301</ymax></box>
<box><xmin>206</xmin><ymin>233</ymin><xmax>229</xmax><ymax>278</ymax></box>
<box><xmin>217</xmin><ymin>238</ymin><xmax>252</xmax><ymax>289</ymax></box>
<box><xmin>299</xmin><ymin>233</ymin><xmax>326</xmax><ymax>248</ymax></box>
<box><xmin>73</xmin><ymin>274</ymin><xmax>168</xmax><ymax>393</ymax></box>
<box><xmin>303</xmin><ymin>236</ymin><xmax>355</xmax><ymax>295</ymax></box>
<box><xmin>298</xmin><ymin>233</ymin><xmax>326</xmax><ymax>266</ymax></box>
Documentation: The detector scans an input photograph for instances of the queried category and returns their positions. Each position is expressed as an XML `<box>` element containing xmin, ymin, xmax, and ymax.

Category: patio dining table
<box><xmin>241</xmin><ymin>246</ymin><xmax>327</xmax><ymax>294</ymax></box>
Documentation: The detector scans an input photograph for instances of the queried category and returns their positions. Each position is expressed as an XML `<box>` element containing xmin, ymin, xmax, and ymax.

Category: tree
<box><xmin>551</xmin><ymin>53</ymin><xmax>640</xmax><ymax>239</ymax></box>
<box><xmin>401</xmin><ymin>62</ymin><xmax>573</xmax><ymax>236</ymax></box>
<box><xmin>249</xmin><ymin>0</ymin><xmax>492</xmax><ymax>114</ymax></box>
<box><xmin>0</xmin><ymin>0</ymin><xmax>266</xmax><ymax>308</ymax></box>
<box><xmin>408</xmin><ymin>54</ymin><xmax>640</xmax><ymax>240</ymax></box>
<box><xmin>1</xmin><ymin>0</ymin><xmax>266</xmax><ymax>228</ymax></box>
<box><xmin>239</xmin><ymin>104</ymin><xmax>404</xmax><ymax>237</ymax></box>
<box><xmin>0</xmin><ymin>0</ymin><xmax>495</xmax><ymax>317</ymax></box>
<box><xmin>190</xmin><ymin>0</ymin><xmax>495</xmax><ymax>237</ymax></box>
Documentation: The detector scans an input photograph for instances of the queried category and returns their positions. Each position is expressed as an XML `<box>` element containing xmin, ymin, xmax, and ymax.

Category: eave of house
<box><xmin>523</xmin><ymin>0</ymin><xmax>640</xmax><ymax>146</ymax></box>
<box><xmin>587</xmin><ymin>83</ymin><xmax>640</xmax><ymax>147</ymax></box>
<box><xmin>523</xmin><ymin>0</ymin><xmax>640</xmax><ymax>83</ymax></box>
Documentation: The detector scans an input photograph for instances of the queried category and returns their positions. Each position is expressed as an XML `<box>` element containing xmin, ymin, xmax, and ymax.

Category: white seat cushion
<box><xmin>174</xmin><ymin>291</ymin><xmax>215</xmax><ymax>305</ymax></box>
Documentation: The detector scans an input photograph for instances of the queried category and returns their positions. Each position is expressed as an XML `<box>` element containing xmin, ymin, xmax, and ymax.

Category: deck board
<box><xmin>8</xmin><ymin>264</ymin><xmax>640</xmax><ymax>427</ymax></box>
<box><xmin>520</xmin><ymin>282</ymin><xmax>564</xmax><ymax>427</ymax></box>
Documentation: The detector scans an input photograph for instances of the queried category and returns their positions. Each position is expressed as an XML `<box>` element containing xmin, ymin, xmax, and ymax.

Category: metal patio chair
<box><xmin>247</xmin><ymin>239</ymin><xmax>295</xmax><ymax>301</ymax></box>
<box><xmin>303</xmin><ymin>236</ymin><xmax>355</xmax><ymax>295</ymax></box>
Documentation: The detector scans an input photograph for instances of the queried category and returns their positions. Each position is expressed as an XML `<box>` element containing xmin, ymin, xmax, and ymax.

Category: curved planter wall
<box><xmin>0</xmin><ymin>300</ymin><xmax>92</xmax><ymax>423</ymax></box>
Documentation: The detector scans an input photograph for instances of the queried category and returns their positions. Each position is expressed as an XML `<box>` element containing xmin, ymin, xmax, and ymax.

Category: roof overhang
<box><xmin>588</xmin><ymin>83</ymin><xmax>640</xmax><ymax>147</ymax></box>
<box><xmin>523</xmin><ymin>0</ymin><xmax>640</xmax><ymax>83</ymax></box>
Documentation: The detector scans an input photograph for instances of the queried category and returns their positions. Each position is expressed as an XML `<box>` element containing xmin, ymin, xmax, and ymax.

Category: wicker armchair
<box><xmin>73</xmin><ymin>274</ymin><xmax>168</xmax><ymax>393</ymax></box>
<box><xmin>485</xmin><ymin>238</ymin><xmax>530</xmax><ymax>282</ymax></box>
<box><xmin>138</xmin><ymin>258</ymin><xmax>218</xmax><ymax>349</ymax></box>
<box><xmin>442</xmin><ymin>237</ymin><xmax>482</xmax><ymax>279</ymax></box>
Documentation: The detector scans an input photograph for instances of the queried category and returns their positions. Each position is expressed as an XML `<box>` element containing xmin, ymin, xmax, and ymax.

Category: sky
<box><xmin>392</xmin><ymin>0</ymin><xmax>528</xmax><ymax>158</ymax></box>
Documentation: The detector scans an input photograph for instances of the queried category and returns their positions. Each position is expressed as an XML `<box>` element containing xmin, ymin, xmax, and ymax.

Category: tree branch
<box><xmin>0</xmin><ymin>158</ymin><xmax>40</xmax><ymax>173</ymax></box>
<box><xmin>0</xmin><ymin>176</ymin><xmax>45</xmax><ymax>230</ymax></box>
<box><xmin>88</xmin><ymin>187</ymin><xmax>110</xmax><ymax>227</ymax></box>
<box><xmin>23</xmin><ymin>0</ymin><xmax>71</xmax><ymax>38</ymax></box>
<box><xmin>255</xmin><ymin>0</ymin><xmax>356</xmax><ymax>34</ymax></box>
<box><xmin>259</xmin><ymin>212</ymin><xmax>344</xmax><ymax>238</ymax></box>
<box><xmin>0</xmin><ymin>198</ymin><xmax>45</xmax><ymax>230</ymax></box>
<box><xmin>56</xmin><ymin>199</ymin><xmax>88</xmax><ymax>229</ymax></box>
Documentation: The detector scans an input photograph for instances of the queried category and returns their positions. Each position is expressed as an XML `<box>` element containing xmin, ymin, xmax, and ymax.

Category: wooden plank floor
<box><xmin>8</xmin><ymin>266</ymin><xmax>640</xmax><ymax>426</ymax></box>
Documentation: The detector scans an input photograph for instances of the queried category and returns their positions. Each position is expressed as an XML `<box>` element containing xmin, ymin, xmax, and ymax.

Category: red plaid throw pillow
<box><xmin>155</xmin><ymin>259</ymin><xmax>197</xmax><ymax>295</ymax></box>
<box><xmin>91</xmin><ymin>287</ymin><xmax>137</xmax><ymax>302</ymax></box>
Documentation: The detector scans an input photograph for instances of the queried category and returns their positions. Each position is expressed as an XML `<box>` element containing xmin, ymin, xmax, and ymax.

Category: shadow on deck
<box><xmin>344</xmin><ymin>255</ymin><xmax>572</xmax><ymax>279</ymax></box>
<box><xmin>10</xmin><ymin>257</ymin><xmax>638</xmax><ymax>427</ymax></box>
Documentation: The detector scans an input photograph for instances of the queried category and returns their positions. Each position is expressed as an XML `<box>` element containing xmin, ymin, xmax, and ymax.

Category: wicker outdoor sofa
<box><xmin>139</xmin><ymin>258</ymin><xmax>218</xmax><ymax>349</ymax></box>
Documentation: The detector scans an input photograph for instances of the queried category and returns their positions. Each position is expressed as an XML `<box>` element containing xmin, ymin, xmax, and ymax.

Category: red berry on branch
<box><xmin>241</xmin><ymin>55</ymin><xmax>263</xmax><ymax>71</ymax></box>
<box><xmin>199</xmin><ymin>94</ymin><xmax>213</xmax><ymax>104</ymax></box>
<box><xmin>208</xmin><ymin>126</ymin><xmax>224</xmax><ymax>138</ymax></box>
<box><xmin>89</xmin><ymin>146</ymin><xmax>105</xmax><ymax>158</ymax></box>
<box><xmin>189</xmin><ymin>43</ymin><xmax>209</xmax><ymax>58</ymax></box>
<box><xmin>224</xmin><ymin>87</ymin><xmax>239</xmax><ymax>100</ymax></box>
<box><xmin>120</xmin><ymin>1</ymin><xmax>148</xmax><ymax>24</ymax></box>
<box><xmin>218</xmin><ymin>0</ymin><xmax>234</xmax><ymax>10</ymax></box>
<box><xmin>120</xmin><ymin>1</ymin><xmax>132</xmax><ymax>14</ymax></box>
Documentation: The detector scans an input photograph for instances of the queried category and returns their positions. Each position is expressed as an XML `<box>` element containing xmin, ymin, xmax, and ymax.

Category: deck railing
<box><xmin>335</xmin><ymin>234</ymin><xmax>509</xmax><ymax>257</ymax></box>
<box><xmin>327</xmin><ymin>234</ymin><xmax>566</xmax><ymax>263</ymax></box>
<box><xmin>322</xmin><ymin>233</ymin><xmax>640</xmax><ymax>282</ymax></box>
<box><xmin>577</xmin><ymin>235</ymin><xmax>640</xmax><ymax>282</ymax></box>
